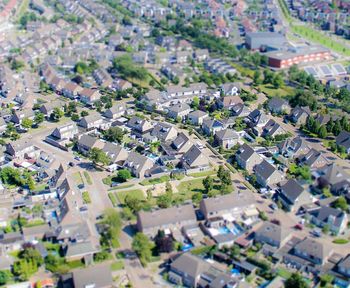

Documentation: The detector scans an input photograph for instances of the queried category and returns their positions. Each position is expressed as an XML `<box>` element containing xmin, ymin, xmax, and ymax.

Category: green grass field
<box><xmin>72</xmin><ymin>172</ymin><xmax>84</xmax><ymax>186</ymax></box>
<box><xmin>177</xmin><ymin>178</ymin><xmax>221</xmax><ymax>198</ymax></box>
<box><xmin>189</xmin><ymin>170</ymin><xmax>216</xmax><ymax>178</ymax></box>
<box><xmin>258</xmin><ymin>84</ymin><xmax>294</xmax><ymax>98</ymax></box>
<box><xmin>140</xmin><ymin>175</ymin><xmax>170</xmax><ymax>186</ymax></box>
<box><xmin>115</xmin><ymin>189</ymin><xmax>145</xmax><ymax>204</ymax></box>
<box><xmin>291</xmin><ymin>25</ymin><xmax>350</xmax><ymax>57</ymax></box>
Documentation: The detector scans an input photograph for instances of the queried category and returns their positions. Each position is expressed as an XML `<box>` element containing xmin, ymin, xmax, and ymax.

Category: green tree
<box><xmin>253</xmin><ymin>70</ymin><xmax>261</xmax><ymax>85</ymax></box>
<box><xmin>285</xmin><ymin>273</ymin><xmax>309</xmax><ymax>288</ymax></box>
<box><xmin>50</xmin><ymin>107</ymin><xmax>64</xmax><ymax>122</ymax></box>
<box><xmin>132</xmin><ymin>233</ymin><xmax>155</xmax><ymax>266</ymax></box>
<box><xmin>124</xmin><ymin>195</ymin><xmax>142</xmax><ymax>212</ymax></box>
<box><xmin>332</xmin><ymin>196</ymin><xmax>348</xmax><ymax>211</ymax></box>
<box><xmin>21</xmin><ymin>118</ymin><xmax>33</xmax><ymax>129</ymax></box>
<box><xmin>103</xmin><ymin>127</ymin><xmax>125</xmax><ymax>143</ymax></box>
<box><xmin>88</xmin><ymin>148</ymin><xmax>111</xmax><ymax>166</ymax></box>
<box><xmin>272</xmin><ymin>73</ymin><xmax>284</xmax><ymax>89</ymax></box>
<box><xmin>157</xmin><ymin>193</ymin><xmax>171</xmax><ymax>208</ymax></box>
<box><xmin>117</xmin><ymin>169</ymin><xmax>132</xmax><ymax>182</ymax></box>
<box><xmin>322</xmin><ymin>224</ymin><xmax>330</xmax><ymax>234</ymax></box>
<box><xmin>80</xmin><ymin>110</ymin><xmax>89</xmax><ymax>117</ymax></box>
<box><xmin>202</xmin><ymin>176</ymin><xmax>213</xmax><ymax>193</ymax></box>
<box><xmin>0</xmin><ymin>271</ymin><xmax>9</xmax><ymax>285</ymax></box>
<box><xmin>34</xmin><ymin>113</ymin><xmax>44</xmax><ymax>124</ymax></box>
<box><xmin>318</xmin><ymin>125</ymin><xmax>327</xmax><ymax>139</ymax></box>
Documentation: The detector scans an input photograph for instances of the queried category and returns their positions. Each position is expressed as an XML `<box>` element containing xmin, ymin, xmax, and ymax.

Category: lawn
<box><xmin>82</xmin><ymin>191</ymin><xmax>91</xmax><ymax>204</ymax></box>
<box><xmin>277</xmin><ymin>268</ymin><xmax>292</xmax><ymax>279</ymax></box>
<box><xmin>17</xmin><ymin>0</ymin><xmax>30</xmax><ymax>20</ymax></box>
<box><xmin>83</xmin><ymin>171</ymin><xmax>92</xmax><ymax>185</ymax></box>
<box><xmin>140</xmin><ymin>175</ymin><xmax>170</xmax><ymax>186</ymax></box>
<box><xmin>108</xmin><ymin>183</ymin><xmax>134</xmax><ymax>191</ymax></box>
<box><xmin>115</xmin><ymin>189</ymin><xmax>145</xmax><ymax>204</ymax></box>
<box><xmin>177</xmin><ymin>178</ymin><xmax>221</xmax><ymax>199</ymax></box>
<box><xmin>258</xmin><ymin>84</ymin><xmax>294</xmax><ymax>98</ymax></box>
<box><xmin>72</xmin><ymin>172</ymin><xmax>84</xmax><ymax>186</ymax></box>
<box><xmin>189</xmin><ymin>170</ymin><xmax>216</xmax><ymax>178</ymax></box>
<box><xmin>111</xmin><ymin>260</ymin><xmax>125</xmax><ymax>271</ymax></box>
<box><xmin>66</xmin><ymin>259</ymin><xmax>85</xmax><ymax>269</ymax></box>
<box><xmin>33</xmin><ymin>183</ymin><xmax>48</xmax><ymax>192</ymax></box>
<box><xmin>24</xmin><ymin>219</ymin><xmax>46</xmax><ymax>228</ymax></box>
<box><xmin>108</xmin><ymin>193</ymin><xmax>118</xmax><ymax>207</ymax></box>
<box><xmin>291</xmin><ymin>24</ymin><xmax>350</xmax><ymax>57</ymax></box>
<box><xmin>332</xmin><ymin>239</ymin><xmax>349</xmax><ymax>244</ymax></box>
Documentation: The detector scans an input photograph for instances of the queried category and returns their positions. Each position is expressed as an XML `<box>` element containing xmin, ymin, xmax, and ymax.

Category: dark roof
<box><xmin>215</xmin><ymin>129</ymin><xmax>238</xmax><ymax>141</ymax></box>
<box><xmin>255</xmin><ymin>222</ymin><xmax>291</xmax><ymax>244</ymax></box>
<box><xmin>294</xmin><ymin>237</ymin><xmax>332</xmax><ymax>261</ymax></box>
<box><xmin>309</xmin><ymin>206</ymin><xmax>346</xmax><ymax>229</ymax></box>
<box><xmin>279</xmin><ymin>179</ymin><xmax>305</xmax><ymax>204</ymax></box>
<box><xmin>236</xmin><ymin>144</ymin><xmax>256</xmax><ymax>161</ymax></box>
<box><xmin>336</xmin><ymin>131</ymin><xmax>350</xmax><ymax>150</ymax></box>
<box><xmin>170</xmin><ymin>253</ymin><xmax>211</xmax><ymax>280</ymax></box>
<box><xmin>268</xmin><ymin>97</ymin><xmax>289</xmax><ymax>110</ymax></box>
<box><xmin>255</xmin><ymin>160</ymin><xmax>276</xmax><ymax>180</ymax></box>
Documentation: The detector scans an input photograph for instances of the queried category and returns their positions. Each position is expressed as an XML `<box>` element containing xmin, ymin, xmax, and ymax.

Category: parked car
<box><xmin>74</xmin><ymin>156</ymin><xmax>81</xmax><ymax>161</ymax></box>
<box><xmin>294</xmin><ymin>224</ymin><xmax>303</xmax><ymax>230</ymax></box>
<box><xmin>269</xmin><ymin>203</ymin><xmax>278</xmax><ymax>211</ymax></box>
<box><xmin>69</xmin><ymin>162</ymin><xmax>75</xmax><ymax>167</ymax></box>
<box><xmin>271</xmin><ymin>219</ymin><xmax>280</xmax><ymax>225</ymax></box>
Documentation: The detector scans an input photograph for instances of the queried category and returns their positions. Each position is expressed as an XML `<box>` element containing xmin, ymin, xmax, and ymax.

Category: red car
<box><xmin>271</xmin><ymin>219</ymin><xmax>281</xmax><ymax>225</ymax></box>
<box><xmin>294</xmin><ymin>224</ymin><xmax>303</xmax><ymax>230</ymax></box>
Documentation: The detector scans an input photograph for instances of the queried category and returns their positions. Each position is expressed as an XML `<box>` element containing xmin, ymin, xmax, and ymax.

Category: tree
<box><xmin>332</xmin><ymin>120</ymin><xmax>342</xmax><ymax>136</ymax></box>
<box><xmin>117</xmin><ymin>169</ymin><xmax>132</xmax><ymax>182</ymax></box>
<box><xmin>21</xmin><ymin>118</ymin><xmax>33</xmax><ymax>129</ymax></box>
<box><xmin>155</xmin><ymin>230</ymin><xmax>174</xmax><ymax>253</ymax></box>
<box><xmin>322</xmin><ymin>224</ymin><xmax>330</xmax><ymax>234</ymax></box>
<box><xmin>0</xmin><ymin>271</ymin><xmax>8</xmax><ymax>285</ymax></box>
<box><xmin>132</xmin><ymin>233</ymin><xmax>154</xmax><ymax>266</ymax></box>
<box><xmin>332</xmin><ymin>196</ymin><xmax>348</xmax><ymax>211</ymax></box>
<box><xmin>88</xmin><ymin>148</ymin><xmax>111</xmax><ymax>166</ymax></box>
<box><xmin>253</xmin><ymin>70</ymin><xmax>261</xmax><ymax>85</ymax></box>
<box><xmin>202</xmin><ymin>176</ymin><xmax>213</xmax><ymax>193</ymax></box>
<box><xmin>50</xmin><ymin>107</ymin><xmax>64</xmax><ymax>122</ymax></box>
<box><xmin>318</xmin><ymin>125</ymin><xmax>327</xmax><ymax>139</ymax></box>
<box><xmin>285</xmin><ymin>273</ymin><xmax>309</xmax><ymax>288</ymax></box>
<box><xmin>272</xmin><ymin>73</ymin><xmax>284</xmax><ymax>89</ymax></box>
<box><xmin>0</xmin><ymin>167</ymin><xmax>24</xmax><ymax>186</ymax></box>
<box><xmin>103</xmin><ymin>127</ymin><xmax>125</xmax><ymax>143</ymax></box>
<box><xmin>124</xmin><ymin>195</ymin><xmax>142</xmax><ymax>212</ymax></box>
<box><xmin>34</xmin><ymin>113</ymin><xmax>44</xmax><ymax>124</ymax></box>
<box><xmin>80</xmin><ymin>110</ymin><xmax>89</xmax><ymax>117</ymax></box>
<box><xmin>157</xmin><ymin>193</ymin><xmax>171</xmax><ymax>208</ymax></box>
<box><xmin>319</xmin><ymin>274</ymin><xmax>334</xmax><ymax>287</ymax></box>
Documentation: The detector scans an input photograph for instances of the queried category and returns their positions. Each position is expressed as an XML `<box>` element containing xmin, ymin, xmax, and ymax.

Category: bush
<box><xmin>108</xmin><ymin>193</ymin><xmax>117</xmax><ymax>207</ymax></box>
<box><xmin>82</xmin><ymin>191</ymin><xmax>91</xmax><ymax>204</ymax></box>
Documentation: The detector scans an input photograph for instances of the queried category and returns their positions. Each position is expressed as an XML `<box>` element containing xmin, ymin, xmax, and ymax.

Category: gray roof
<box><xmin>151</xmin><ymin>122</ymin><xmax>176</xmax><ymax>141</ymax></box>
<box><xmin>255</xmin><ymin>160</ymin><xmax>277</xmax><ymax>181</ymax></box>
<box><xmin>278</xmin><ymin>136</ymin><xmax>309</xmax><ymax>155</ymax></box>
<box><xmin>188</xmin><ymin>110</ymin><xmax>208</xmax><ymax>118</ymax></box>
<box><xmin>171</xmin><ymin>253</ymin><xmax>211</xmax><ymax>280</ymax></box>
<box><xmin>268</xmin><ymin>97</ymin><xmax>289</xmax><ymax>111</ymax></box>
<box><xmin>255</xmin><ymin>222</ymin><xmax>291</xmax><ymax>244</ymax></box>
<box><xmin>294</xmin><ymin>237</ymin><xmax>332</xmax><ymax>261</ymax></box>
<box><xmin>336</xmin><ymin>131</ymin><xmax>350</xmax><ymax>150</ymax></box>
<box><xmin>318</xmin><ymin>163</ymin><xmax>350</xmax><ymax>186</ymax></box>
<box><xmin>182</xmin><ymin>144</ymin><xmax>206</xmax><ymax>166</ymax></box>
<box><xmin>124</xmin><ymin>151</ymin><xmax>153</xmax><ymax>174</ymax></box>
<box><xmin>203</xmin><ymin>118</ymin><xmax>223</xmax><ymax>129</ymax></box>
<box><xmin>138</xmin><ymin>204</ymin><xmax>196</xmax><ymax>230</ymax></box>
<box><xmin>77</xmin><ymin>134</ymin><xmax>98</xmax><ymax>149</ymax></box>
<box><xmin>73</xmin><ymin>264</ymin><xmax>113</xmax><ymax>288</ymax></box>
<box><xmin>290</xmin><ymin>106</ymin><xmax>311</xmax><ymax>120</ymax></box>
<box><xmin>300</xmin><ymin>148</ymin><xmax>328</xmax><ymax>167</ymax></box>
<box><xmin>172</xmin><ymin>132</ymin><xmax>190</xmax><ymax>150</ymax></box>
<box><xmin>200</xmin><ymin>192</ymin><xmax>255</xmax><ymax>215</ymax></box>
<box><xmin>66</xmin><ymin>241</ymin><xmax>98</xmax><ymax>258</ymax></box>
<box><xmin>236</xmin><ymin>144</ymin><xmax>256</xmax><ymax>161</ymax></box>
<box><xmin>168</xmin><ymin>103</ymin><xmax>191</xmax><ymax>113</ymax></box>
<box><xmin>309</xmin><ymin>206</ymin><xmax>346</xmax><ymax>229</ymax></box>
<box><xmin>262</xmin><ymin>119</ymin><xmax>284</xmax><ymax>137</ymax></box>
<box><xmin>279</xmin><ymin>179</ymin><xmax>305</xmax><ymax>204</ymax></box>
<box><xmin>338</xmin><ymin>254</ymin><xmax>350</xmax><ymax>270</ymax></box>
<box><xmin>215</xmin><ymin>129</ymin><xmax>239</xmax><ymax>141</ymax></box>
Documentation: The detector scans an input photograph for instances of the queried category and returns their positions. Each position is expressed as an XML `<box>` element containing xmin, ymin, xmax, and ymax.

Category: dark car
<box><xmin>68</xmin><ymin>162</ymin><xmax>75</xmax><ymax>167</ymax></box>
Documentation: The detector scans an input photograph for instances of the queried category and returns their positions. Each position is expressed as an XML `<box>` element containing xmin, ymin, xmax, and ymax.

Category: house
<box><xmin>289</xmin><ymin>106</ymin><xmax>311</xmax><ymax>126</ymax></box>
<box><xmin>278</xmin><ymin>136</ymin><xmax>310</xmax><ymax>159</ymax></box>
<box><xmin>39</xmin><ymin>100</ymin><xmax>64</xmax><ymax>116</ymax></box>
<box><xmin>62</xmin><ymin>82</ymin><xmax>82</xmax><ymax>99</ymax></box>
<box><xmin>167</xmin><ymin>103</ymin><xmax>191</xmax><ymax>121</ymax></box>
<box><xmin>199</xmin><ymin>192</ymin><xmax>256</xmax><ymax>220</ymax></box>
<box><xmin>299</xmin><ymin>148</ymin><xmax>328</xmax><ymax>169</ymax></box>
<box><xmin>79</xmin><ymin>88</ymin><xmax>101</xmax><ymax>105</ymax></box>
<box><xmin>246</xmin><ymin>109</ymin><xmax>269</xmax><ymax>128</ymax></box>
<box><xmin>11</xmin><ymin>109</ymin><xmax>35</xmax><ymax>124</ymax></box>
<box><xmin>50</xmin><ymin>123</ymin><xmax>78</xmax><ymax>141</ymax></box>
<box><xmin>114</xmin><ymin>78</ymin><xmax>132</xmax><ymax>91</ymax></box>
<box><xmin>317</xmin><ymin>163</ymin><xmax>350</xmax><ymax>195</ymax></box>
<box><xmin>78</xmin><ymin>114</ymin><xmax>110</xmax><ymax>130</ymax></box>
<box><xmin>232</xmin><ymin>103</ymin><xmax>251</xmax><ymax>118</ymax></box>
<box><xmin>255</xmin><ymin>160</ymin><xmax>284</xmax><ymax>188</ymax></box>
<box><xmin>0</xmin><ymin>118</ymin><xmax>7</xmax><ymax>134</ymax></box>
<box><xmin>194</xmin><ymin>49</ymin><xmax>209</xmax><ymax>61</ymax></box>
<box><xmin>170</xmin><ymin>132</ymin><xmax>193</xmax><ymax>155</ymax></box>
<box><xmin>218</xmin><ymin>96</ymin><xmax>244</xmax><ymax>110</ymax></box>
<box><xmin>72</xmin><ymin>264</ymin><xmax>113</xmax><ymax>288</ymax></box>
<box><xmin>307</xmin><ymin>206</ymin><xmax>348</xmax><ymax>235</ymax></box>
<box><xmin>151</xmin><ymin>123</ymin><xmax>178</xmax><ymax>142</ymax></box>
<box><xmin>5</xmin><ymin>139</ymin><xmax>40</xmax><ymax>159</ymax></box>
<box><xmin>176</xmin><ymin>50</ymin><xmax>191</xmax><ymax>64</ymax></box>
<box><xmin>235</xmin><ymin>144</ymin><xmax>263</xmax><ymax>172</ymax></box>
<box><xmin>182</xmin><ymin>144</ymin><xmax>209</xmax><ymax>170</ymax></box>
<box><xmin>292</xmin><ymin>237</ymin><xmax>333</xmax><ymax>265</ymax></box>
<box><xmin>214</xmin><ymin>129</ymin><xmax>239</xmax><ymax>149</ymax></box>
<box><xmin>136</xmin><ymin>204</ymin><xmax>196</xmax><ymax>237</ymax></box>
<box><xmin>261</xmin><ymin>119</ymin><xmax>287</xmax><ymax>138</ymax></box>
<box><xmin>202</xmin><ymin>118</ymin><xmax>224</xmax><ymax>135</ymax></box>
<box><xmin>220</xmin><ymin>82</ymin><xmax>242</xmax><ymax>96</ymax></box>
<box><xmin>92</xmin><ymin>68</ymin><xmax>113</xmax><ymax>88</ymax></box>
<box><xmin>76</xmin><ymin>134</ymin><xmax>104</xmax><ymax>155</ymax></box>
<box><xmin>102</xmin><ymin>142</ymin><xmax>128</xmax><ymax>165</ymax></box>
<box><xmin>65</xmin><ymin>241</ymin><xmax>99</xmax><ymax>262</ymax></box>
<box><xmin>103</xmin><ymin>103</ymin><xmax>126</xmax><ymax>119</ymax></box>
<box><xmin>123</xmin><ymin>151</ymin><xmax>154</xmax><ymax>178</ymax></box>
<box><xmin>0</xmin><ymin>231</ymin><xmax>23</xmax><ymax>252</ymax></box>
<box><xmin>336</xmin><ymin>131</ymin><xmax>350</xmax><ymax>154</ymax></box>
<box><xmin>168</xmin><ymin>253</ymin><xmax>212</xmax><ymax>287</ymax></box>
<box><xmin>127</xmin><ymin>116</ymin><xmax>153</xmax><ymax>136</ymax></box>
<box><xmin>276</xmin><ymin>179</ymin><xmax>311</xmax><ymax>212</ymax></box>
<box><xmin>337</xmin><ymin>254</ymin><xmax>350</xmax><ymax>278</ymax></box>
<box><xmin>267</xmin><ymin>97</ymin><xmax>291</xmax><ymax>114</ymax></box>
<box><xmin>188</xmin><ymin>110</ymin><xmax>208</xmax><ymax>126</ymax></box>
<box><xmin>254</xmin><ymin>222</ymin><xmax>292</xmax><ymax>248</ymax></box>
